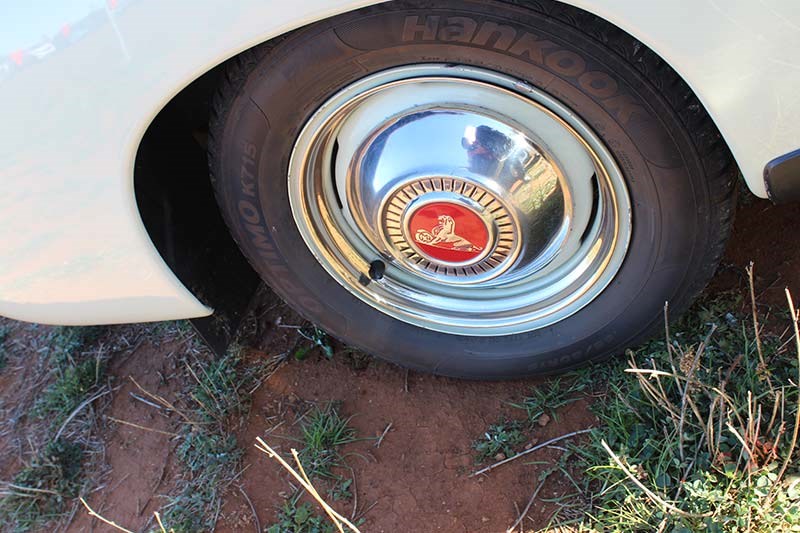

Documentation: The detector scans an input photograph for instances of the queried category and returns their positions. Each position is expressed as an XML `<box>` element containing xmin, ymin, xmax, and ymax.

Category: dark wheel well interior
<box><xmin>133</xmin><ymin>63</ymin><xmax>259</xmax><ymax>351</ymax></box>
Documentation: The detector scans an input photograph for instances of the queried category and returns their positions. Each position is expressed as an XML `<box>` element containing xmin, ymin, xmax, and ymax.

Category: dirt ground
<box><xmin>4</xmin><ymin>195</ymin><xmax>800</xmax><ymax>533</ymax></box>
<box><xmin>66</xmin><ymin>336</ymin><xmax>194</xmax><ymax>533</ymax></box>
<box><xmin>217</xmin><ymin>347</ymin><xmax>595</xmax><ymax>532</ymax></box>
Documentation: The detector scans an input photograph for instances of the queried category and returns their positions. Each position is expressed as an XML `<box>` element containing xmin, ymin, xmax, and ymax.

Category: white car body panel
<box><xmin>0</xmin><ymin>0</ymin><xmax>798</xmax><ymax>325</ymax></box>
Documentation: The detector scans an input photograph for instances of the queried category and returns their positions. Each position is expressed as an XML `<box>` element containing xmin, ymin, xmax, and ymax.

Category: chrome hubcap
<box><xmin>289</xmin><ymin>65</ymin><xmax>631</xmax><ymax>336</ymax></box>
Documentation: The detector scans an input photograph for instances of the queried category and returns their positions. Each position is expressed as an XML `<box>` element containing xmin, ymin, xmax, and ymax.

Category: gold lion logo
<box><xmin>414</xmin><ymin>215</ymin><xmax>483</xmax><ymax>252</ymax></box>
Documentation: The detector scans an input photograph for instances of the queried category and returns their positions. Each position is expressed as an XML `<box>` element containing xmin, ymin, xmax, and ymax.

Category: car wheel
<box><xmin>209</xmin><ymin>0</ymin><xmax>736</xmax><ymax>378</ymax></box>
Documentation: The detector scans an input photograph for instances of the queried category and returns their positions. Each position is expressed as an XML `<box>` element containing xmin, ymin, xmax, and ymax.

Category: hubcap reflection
<box><xmin>288</xmin><ymin>65</ymin><xmax>631</xmax><ymax>336</ymax></box>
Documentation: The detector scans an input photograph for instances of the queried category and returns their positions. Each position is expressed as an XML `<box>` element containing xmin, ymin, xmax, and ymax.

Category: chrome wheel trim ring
<box><xmin>288</xmin><ymin>64</ymin><xmax>631</xmax><ymax>336</ymax></box>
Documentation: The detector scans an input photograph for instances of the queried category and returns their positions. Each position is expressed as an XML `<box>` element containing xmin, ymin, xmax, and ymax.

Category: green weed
<box><xmin>473</xmin><ymin>420</ymin><xmax>526</xmax><ymax>462</ymax></box>
<box><xmin>162</xmin><ymin>431</ymin><xmax>240</xmax><ymax>532</ymax></box>
<box><xmin>473</xmin><ymin>376</ymin><xmax>589</xmax><ymax>464</ymax></box>
<box><xmin>294</xmin><ymin>327</ymin><xmax>334</xmax><ymax>361</ymax></box>
<box><xmin>299</xmin><ymin>403</ymin><xmax>357</xmax><ymax>491</ymax></box>
<box><xmin>187</xmin><ymin>349</ymin><xmax>248</xmax><ymax>425</ymax></box>
<box><xmin>32</xmin><ymin>358</ymin><xmax>104</xmax><ymax>424</ymax></box>
<box><xmin>0</xmin><ymin>323</ymin><xmax>10</xmax><ymax>372</ymax></box>
<box><xmin>0</xmin><ymin>325</ymin><xmax>106</xmax><ymax>531</ymax></box>
<box><xmin>0</xmin><ymin>439</ymin><xmax>84</xmax><ymax>531</ymax></box>
<box><xmin>267</xmin><ymin>501</ymin><xmax>336</xmax><ymax>533</ymax></box>
<box><xmin>511</xmin><ymin>377</ymin><xmax>586</xmax><ymax>425</ymax></box>
<box><xmin>160</xmin><ymin>346</ymin><xmax>267</xmax><ymax>531</ymax></box>
<box><xmin>263</xmin><ymin>403</ymin><xmax>358</xmax><ymax>532</ymax></box>
<box><xmin>150</xmin><ymin>320</ymin><xmax>194</xmax><ymax>338</ymax></box>
<box><xmin>31</xmin><ymin>326</ymin><xmax>107</xmax><ymax>427</ymax></box>
<box><xmin>176</xmin><ymin>429</ymin><xmax>240</xmax><ymax>474</ymax></box>
<box><xmin>47</xmin><ymin>326</ymin><xmax>104</xmax><ymax>368</ymax></box>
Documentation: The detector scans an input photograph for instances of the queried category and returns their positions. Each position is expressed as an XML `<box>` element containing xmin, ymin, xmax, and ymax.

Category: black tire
<box><xmin>209</xmin><ymin>0</ymin><xmax>736</xmax><ymax>379</ymax></box>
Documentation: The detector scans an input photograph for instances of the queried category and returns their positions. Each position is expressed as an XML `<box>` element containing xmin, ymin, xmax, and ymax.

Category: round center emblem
<box><xmin>379</xmin><ymin>177</ymin><xmax>518</xmax><ymax>283</ymax></box>
<box><xmin>406</xmin><ymin>202</ymin><xmax>490</xmax><ymax>265</ymax></box>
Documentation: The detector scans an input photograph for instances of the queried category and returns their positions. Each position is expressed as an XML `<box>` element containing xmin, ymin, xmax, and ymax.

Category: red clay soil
<box><xmin>68</xmin><ymin>338</ymin><xmax>190</xmax><ymax>533</ymax></box>
<box><xmin>216</xmin><ymin>355</ymin><xmax>596</xmax><ymax>532</ymax></box>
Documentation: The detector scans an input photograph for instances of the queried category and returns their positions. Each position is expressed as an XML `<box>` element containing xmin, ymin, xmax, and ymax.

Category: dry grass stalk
<box><xmin>79</xmin><ymin>497</ymin><xmax>172</xmax><ymax>533</ymax></box>
<box><xmin>54</xmin><ymin>387</ymin><xmax>112</xmax><ymax>441</ymax></box>
<box><xmin>627</xmin><ymin>360</ymin><xmax>681</xmax><ymax>421</ymax></box>
<box><xmin>1</xmin><ymin>482</ymin><xmax>60</xmax><ymax>496</ymax></box>
<box><xmin>347</xmin><ymin>465</ymin><xmax>358</xmax><ymax>520</ymax></box>
<box><xmin>506</xmin><ymin>475</ymin><xmax>548</xmax><ymax>533</ymax></box>
<box><xmin>105</xmin><ymin>415</ymin><xmax>178</xmax><ymax>437</ymax></box>
<box><xmin>627</xmin><ymin>350</ymin><xmax>772</xmax><ymax>476</ymax></box>
<box><xmin>677</xmin><ymin>324</ymin><xmax>716</xmax><ymax>464</ymax></box>
<box><xmin>238</xmin><ymin>485</ymin><xmax>261</xmax><ymax>533</ymax></box>
<box><xmin>254</xmin><ymin>437</ymin><xmax>362</xmax><ymax>533</ymax></box>
<box><xmin>663</xmin><ymin>302</ymin><xmax>687</xmax><ymax>407</ymax></box>
<box><xmin>291</xmin><ymin>448</ymin><xmax>347</xmax><ymax>532</ymax></box>
<box><xmin>154</xmin><ymin>511</ymin><xmax>168</xmax><ymax>533</ymax></box>
<box><xmin>185</xmin><ymin>358</ymin><xmax>226</xmax><ymax>419</ymax></box>
<box><xmin>618</xmin><ymin>277</ymin><xmax>800</xmax><ymax>523</ymax></box>
<box><xmin>773</xmin><ymin>289</ymin><xmax>800</xmax><ymax>489</ymax></box>
<box><xmin>129</xmin><ymin>392</ymin><xmax>164</xmax><ymax>410</ymax></box>
<box><xmin>375</xmin><ymin>422</ymin><xmax>392</xmax><ymax>448</ymax></box>
<box><xmin>747</xmin><ymin>264</ymin><xmax>768</xmax><ymax>372</ymax></box>
<box><xmin>129</xmin><ymin>376</ymin><xmax>197</xmax><ymax>425</ymax></box>
<box><xmin>248</xmin><ymin>352</ymin><xmax>287</xmax><ymax>395</ymax></box>
<box><xmin>79</xmin><ymin>497</ymin><xmax>134</xmax><ymax>533</ymax></box>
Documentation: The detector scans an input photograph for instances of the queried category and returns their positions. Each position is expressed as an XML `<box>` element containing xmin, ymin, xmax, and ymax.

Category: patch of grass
<box><xmin>32</xmin><ymin>358</ymin><xmax>104</xmax><ymax>424</ymax></box>
<box><xmin>47</xmin><ymin>326</ymin><xmax>104</xmax><ymax>368</ymax></box>
<box><xmin>186</xmin><ymin>348</ymin><xmax>249</xmax><ymax>425</ymax></box>
<box><xmin>0</xmin><ymin>325</ymin><xmax>107</xmax><ymax>531</ymax></box>
<box><xmin>163</xmin><ymin>431</ymin><xmax>241</xmax><ymax>532</ymax></box>
<box><xmin>32</xmin><ymin>326</ymin><xmax>107</xmax><ymax>426</ymax></box>
<box><xmin>0</xmin><ymin>439</ymin><xmax>84</xmax><ymax>531</ymax></box>
<box><xmin>472</xmin><ymin>377</ymin><xmax>588</xmax><ymax>465</ymax></box>
<box><xmin>267</xmin><ymin>501</ymin><xmax>336</xmax><ymax>533</ymax></box>
<box><xmin>0</xmin><ymin>323</ymin><xmax>10</xmax><ymax>372</ymax></box>
<box><xmin>472</xmin><ymin>420</ymin><xmax>526</xmax><ymax>462</ymax></box>
<box><xmin>263</xmin><ymin>403</ymin><xmax>359</xmax><ymax>532</ymax></box>
<box><xmin>264</xmin><ymin>402</ymin><xmax>357</xmax><ymax>533</ymax></box>
<box><xmin>176</xmin><ymin>429</ymin><xmax>240</xmax><ymax>474</ymax></box>
<box><xmin>561</xmin><ymin>289</ymin><xmax>800</xmax><ymax>531</ymax></box>
<box><xmin>511</xmin><ymin>377</ymin><xmax>586</xmax><ymax>426</ymax></box>
<box><xmin>161</xmin><ymin>346</ymin><xmax>268</xmax><ymax>531</ymax></box>
<box><xmin>340</xmin><ymin>348</ymin><xmax>373</xmax><ymax>371</ymax></box>
<box><xmin>0</xmin><ymin>324</ymin><xmax>110</xmax><ymax>531</ymax></box>
<box><xmin>146</xmin><ymin>320</ymin><xmax>196</xmax><ymax>347</ymax></box>
<box><xmin>298</xmin><ymin>403</ymin><xmax>357</xmax><ymax>498</ymax></box>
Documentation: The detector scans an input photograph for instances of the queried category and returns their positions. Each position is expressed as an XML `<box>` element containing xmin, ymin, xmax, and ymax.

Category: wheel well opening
<box><xmin>133</xmin><ymin>63</ymin><xmax>259</xmax><ymax>349</ymax></box>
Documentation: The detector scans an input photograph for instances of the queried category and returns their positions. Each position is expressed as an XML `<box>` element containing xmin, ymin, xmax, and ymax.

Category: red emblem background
<box><xmin>407</xmin><ymin>202</ymin><xmax>489</xmax><ymax>264</ymax></box>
